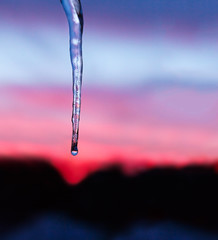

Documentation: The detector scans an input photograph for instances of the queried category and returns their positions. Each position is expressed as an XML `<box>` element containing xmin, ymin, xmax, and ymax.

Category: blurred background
<box><xmin>0</xmin><ymin>0</ymin><xmax>218</xmax><ymax>239</ymax></box>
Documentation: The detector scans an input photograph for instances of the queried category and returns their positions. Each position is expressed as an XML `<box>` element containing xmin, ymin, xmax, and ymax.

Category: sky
<box><xmin>0</xmin><ymin>0</ymin><xmax>218</xmax><ymax>183</ymax></box>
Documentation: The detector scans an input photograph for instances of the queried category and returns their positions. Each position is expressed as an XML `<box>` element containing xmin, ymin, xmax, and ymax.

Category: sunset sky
<box><xmin>1</xmin><ymin>0</ymin><xmax>218</xmax><ymax>183</ymax></box>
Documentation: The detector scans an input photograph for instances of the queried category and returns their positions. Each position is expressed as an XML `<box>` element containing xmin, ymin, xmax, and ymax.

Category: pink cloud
<box><xmin>1</xmin><ymin>85</ymin><xmax>218</xmax><ymax>183</ymax></box>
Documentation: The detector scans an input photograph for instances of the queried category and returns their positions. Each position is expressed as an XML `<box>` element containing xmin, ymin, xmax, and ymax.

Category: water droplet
<box><xmin>71</xmin><ymin>150</ymin><xmax>78</xmax><ymax>156</ymax></box>
<box><xmin>71</xmin><ymin>143</ymin><xmax>78</xmax><ymax>156</ymax></box>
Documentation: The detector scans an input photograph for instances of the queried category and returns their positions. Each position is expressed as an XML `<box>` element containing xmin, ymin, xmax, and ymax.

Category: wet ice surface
<box><xmin>61</xmin><ymin>0</ymin><xmax>83</xmax><ymax>156</ymax></box>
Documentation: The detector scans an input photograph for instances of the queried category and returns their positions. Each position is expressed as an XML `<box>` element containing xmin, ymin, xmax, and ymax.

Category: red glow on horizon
<box><xmin>1</xmin><ymin>85</ymin><xmax>218</xmax><ymax>183</ymax></box>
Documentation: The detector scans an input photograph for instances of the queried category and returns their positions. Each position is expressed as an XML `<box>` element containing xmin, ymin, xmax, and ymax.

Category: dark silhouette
<box><xmin>0</xmin><ymin>156</ymin><xmax>218</xmax><ymax>239</ymax></box>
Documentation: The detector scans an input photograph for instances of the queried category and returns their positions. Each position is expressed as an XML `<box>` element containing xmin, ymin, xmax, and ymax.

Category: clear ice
<box><xmin>60</xmin><ymin>0</ymin><xmax>84</xmax><ymax>156</ymax></box>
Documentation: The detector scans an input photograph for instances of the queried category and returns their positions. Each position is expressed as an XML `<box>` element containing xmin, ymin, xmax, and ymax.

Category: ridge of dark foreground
<box><xmin>0</xmin><ymin>156</ymin><xmax>217</xmax><ymax>238</ymax></box>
